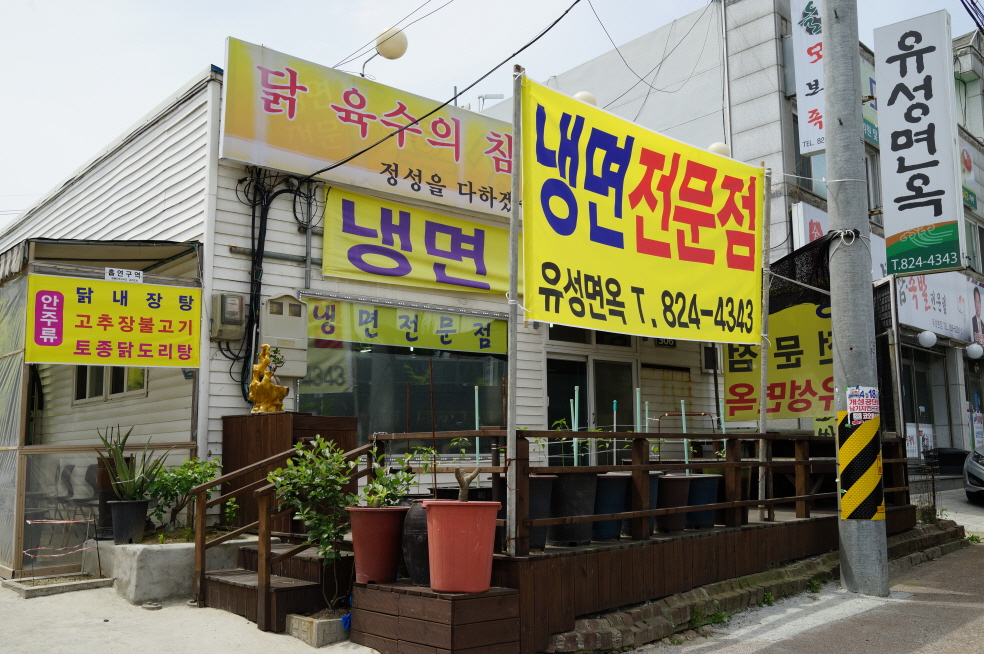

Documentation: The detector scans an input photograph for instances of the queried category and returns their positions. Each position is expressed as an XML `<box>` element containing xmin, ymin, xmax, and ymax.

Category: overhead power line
<box><xmin>334</xmin><ymin>0</ymin><xmax>458</xmax><ymax>70</ymax></box>
<box><xmin>300</xmin><ymin>0</ymin><xmax>584</xmax><ymax>186</ymax></box>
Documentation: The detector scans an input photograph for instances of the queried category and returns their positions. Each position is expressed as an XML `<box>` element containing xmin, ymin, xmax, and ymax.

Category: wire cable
<box><xmin>334</xmin><ymin>0</ymin><xmax>458</xmax><ymax>70</ymax></box>
<box><xmin>333</xmin><ymin>0</ymin><xmax>436</xmax><ymax>69</ymax></box>
<box><xmin>298</xmin><ymin>0</ymin><xmax>583</xmax><ymax>188</ymax></box>
<box><xmin>602</xmin><ymin>3</ymin><xmax>714</xmax><ymax>110</ymax></box>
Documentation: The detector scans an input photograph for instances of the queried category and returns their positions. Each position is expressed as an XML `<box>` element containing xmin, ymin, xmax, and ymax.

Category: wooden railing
<box><xmin>375</xmin><ymin>430</ymin><xmax>911</xmax><ymax>556</ymax></box>
<box><xmin>191</xmin><ymin>447</ymin><xmax>300</xmax><ymax>604</ymax></box>
<box><xmin>252</xmin><ymin>443</ymin><xmax>373</xmax><ymax>631</ymax></box>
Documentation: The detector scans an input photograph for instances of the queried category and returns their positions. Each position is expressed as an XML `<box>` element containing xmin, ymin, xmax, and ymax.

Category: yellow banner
<box><xmin>724</xmin><ymin>302</ymin><xmax>833</xmax><ymax>421</ymax></box>
<box><xmin>222</xmin><ymin>38</ymin><xmax>512</xmax><ymax>217</ymax></box>
<box><xmin>25</xmin><ymin>275</ymin><xmax>201</xmax><ymax>368</ymax></box>
<box><xmin>305</xmin><ymin>298</ymin><xmax>506</xmax><ymax>354</ymax></box>
<box><xmin>520</xmin><ymin>79</ymin><xmax>763</xmax><ymax>343</ymax></box>
<box><xmin>323</xmin><ymin>187</ymin><xmax>511</xmax><ymax>293</ymax></box>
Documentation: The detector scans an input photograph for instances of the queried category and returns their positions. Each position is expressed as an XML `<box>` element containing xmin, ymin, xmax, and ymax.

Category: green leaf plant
<box><xmin>360</xmin><ymin>449</ymin><xmax>416</xmax><ymax>507</ymax></box>
<box><xmin>148</xmin><ymin>458</ymin><xmax>222</xmax><ymax>528</ymax></box>
<box><xmin>95</xmin><ymin>426</ymin><xmax>171</xmax><ymax>501</ymax></box>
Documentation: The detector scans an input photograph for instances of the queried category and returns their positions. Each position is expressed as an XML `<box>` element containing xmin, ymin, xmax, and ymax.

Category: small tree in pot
<box><xmin>95</xmin><ymin>426</ymin><xmax>171</xmax><ymax>544</ymax></box>
<box><xmin>346</xmin><ymin>449</ymin><xmax>415</xmax><ymax>584</ymax></box>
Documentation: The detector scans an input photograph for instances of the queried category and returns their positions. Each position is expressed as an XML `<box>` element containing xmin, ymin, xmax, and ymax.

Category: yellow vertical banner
<box><xmin>25</xmin><ymin>275</ymin><xmax>201</xmax><ymax>368</ymax></box>
<box><xmin>724</xmin><ymin>302</ymin><xmax>833</xmax><ymax>421</ymax></box>
<box><xmin>520</xmin><ymin>78</ymin><xmax>763</xmax><ymax>343</ymax></box>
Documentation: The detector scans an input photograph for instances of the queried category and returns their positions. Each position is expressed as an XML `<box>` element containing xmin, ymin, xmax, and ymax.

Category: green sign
<box><xmin>964</xmin><ymin>185</ymin><xmax>978</xmax><ymax>210</ymax></box>
<box><xmin>863</xmin><ymin>118</ymin><xmax>879</xmax><ymax>147</ymax></box>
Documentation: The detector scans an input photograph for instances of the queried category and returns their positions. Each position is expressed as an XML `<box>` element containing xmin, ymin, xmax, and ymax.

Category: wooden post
<box><xmin>513</xmin><ymin>436</ymin><xmax>530</xmax><ymax>556</ymax></box>
<box><xmin>766</xmin><ymin>441</ymin><xmax>775</xmax><ymax>522</ymax></box>
<box><xmin>193</xmin><ymin>489</ymin><xmax>207</xmax><ymax>605</ymax></box>
<box><xmin>629</xmin><ymin>437</ymin><xmax>650</xmax><ymax>540</ymax></box>
<box><xmin>795</xmin><ymin>440</ymin><xmax>810</xmax><ymax>518</ymax></box>
<box><xmin>723</xmin><ymin>439</ymin><xmax>742</xmax><ymax>527</ymax></box>
<box><xmin>491</xmin><ymin>435</ymin><xmax>501</xmax><ymax>504</ymax></box>
<box><xmin>256</xmin><ymin>492</ymin><xmax>272</xmax><ymax>631</ymax></box>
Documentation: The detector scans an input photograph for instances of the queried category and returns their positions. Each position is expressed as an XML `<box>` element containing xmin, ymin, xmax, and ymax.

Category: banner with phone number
<box><xmin>25</xmin><ymin>274</ymin><xmax>200</xmax><ymax>368</ymax></box>
<box><xmin>521</xmin><ymin>79</ymin><xmax>764</xmax><ymax>344</ymax></box>
<box><xmin>305</xmin><ymin>298</ymin><xmax>506</xmax><ymax>354</ymax></box>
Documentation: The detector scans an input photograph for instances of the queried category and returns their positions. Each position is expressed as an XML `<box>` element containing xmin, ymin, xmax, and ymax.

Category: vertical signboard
<box><xmin>791</xmin><ymin>0</ymin><xmax>826</xmax><ymax>155</ymax></box>
<box><xmin>877</xmin><ymin>11</ymin><xmax>964</xmax><ymax>274</ymax></box>
<box><xmin>520</xmin><ymin>79</ymin><xmax>763</xmax><ymax>344</ymax></box>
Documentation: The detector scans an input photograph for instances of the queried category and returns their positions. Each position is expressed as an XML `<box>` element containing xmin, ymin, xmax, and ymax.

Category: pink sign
<box><xmin>34</xmin><ymin>290</ymin><xmax>64</xmax><ymax>346</ymax></box>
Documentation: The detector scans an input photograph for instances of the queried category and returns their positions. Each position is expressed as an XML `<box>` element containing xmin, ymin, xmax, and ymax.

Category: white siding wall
<box><xmin>0</xmin><ymin>71</ymin><xmax>216</xmax><ymax>251</ymax></box>
<box><xmin>204</xmin><ymin>162</ymin><xmax>541</xmax><ymax>457</ymax></box>
<box><xmin>34</xmin><ymin>364</ymin><xmax>194</xmax><ymax>448</ymax></box>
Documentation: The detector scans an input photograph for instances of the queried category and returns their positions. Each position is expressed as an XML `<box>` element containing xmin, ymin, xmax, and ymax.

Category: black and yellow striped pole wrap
<box><xmin>836</xmin><ymin>410</ymin><xmax>885</xmax><ymax>520</ymax></box>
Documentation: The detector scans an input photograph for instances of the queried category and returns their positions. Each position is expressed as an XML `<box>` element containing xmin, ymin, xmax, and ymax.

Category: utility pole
<box><xmin>822</xmin><ymin>0</ymin><xmax>889</xmax><ymax>595</ymax></box>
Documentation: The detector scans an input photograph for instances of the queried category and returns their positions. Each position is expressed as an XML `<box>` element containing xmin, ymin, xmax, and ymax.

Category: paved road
<box><xmin>938</xmin><ymin>488</ymin><xmax>984</xmax><ymax>534</ymax></box>
<box><xmin>0</xmin><ymin>587</ymin><xmax>373</xmax><ymax>654</ymax></box>
<box><xmin>634</xmin><ymin>541</ymin><xmax>984</xmax><ymax>654</ymax></box>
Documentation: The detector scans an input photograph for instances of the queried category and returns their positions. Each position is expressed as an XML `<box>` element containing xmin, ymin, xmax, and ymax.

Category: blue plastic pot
<box><xmin>685</xmin><ymin>474</ymin><xmax>721</xmax><ymax>528</ymax></box>
<box><xmin>621</xmin><ymin>472</ymin><xmax>662</xmax><ymax>537</ymax></box>
<box><xmin>592</xmin><ymin>474</ymin><xmax>630</xmax><ymax>541</ymax></box>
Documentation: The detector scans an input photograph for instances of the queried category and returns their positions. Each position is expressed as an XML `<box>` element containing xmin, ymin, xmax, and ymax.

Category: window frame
<box><xmin>73</xmin><ymin>365</ymin><xmax>149</xmax><ymax>406</ymax></box>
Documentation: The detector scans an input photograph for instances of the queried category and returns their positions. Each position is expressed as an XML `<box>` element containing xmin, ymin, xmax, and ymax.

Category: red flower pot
<box><xmin>423</xmin><ymin>500</ymin><xmax>500</xmax><ymax>593</ymax></box>
<box><xmin>346</xmin><ymin>506</ymin><xmax>410</xmax><ymax>584</ymax></box>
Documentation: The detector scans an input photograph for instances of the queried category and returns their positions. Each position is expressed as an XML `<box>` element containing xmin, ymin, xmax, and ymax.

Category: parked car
<box><xmin>964</xmin><ymin>446</ymin><xmax>984</xmax><ymax>503</ymax></box>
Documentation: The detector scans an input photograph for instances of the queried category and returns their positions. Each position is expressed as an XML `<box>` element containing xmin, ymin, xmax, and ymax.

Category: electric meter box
<box><xmin>259</xmin><ymin>294</ymin><xmax>308</xmax><ymax>378</ymax></box>
<box><xmin>210</xmin><ymin>293</ymin><xmax>246</xmax><ymax>341</ymax></box>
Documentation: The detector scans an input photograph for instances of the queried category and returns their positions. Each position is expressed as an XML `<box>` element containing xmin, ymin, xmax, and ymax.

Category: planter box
<box><xmin>287</xmin><ymin>613</ymin><xmax>348</xmax><ymax>648</ymax></box>
<box><xmin>82</xmin><ymin>536</ymin><xmax>276</xmax><ymax>604</ymax></box>
<box><xmin>2</xmin><ymin>574</ymin><xmax>114</xmax><ymax>599</ymax></box>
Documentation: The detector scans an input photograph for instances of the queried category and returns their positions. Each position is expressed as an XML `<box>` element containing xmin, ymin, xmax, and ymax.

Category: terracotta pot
<box><xmin>423</xmin><ymin>500</ymin><xmax>500</xmax><ymax>593</ymax></box>
<box><xmin>622</xmin><ymin>472</ymin><xmax>662</xmax><ymax>537</ymax></box>
<box><xmin>346</xmin><ymin>506</ymin><xmax>409</xmax><ymax>584</ymax></box>
<box><xmin>655</xmin><ymin>475</ymin><xmax>691</xmax><ymax>533</ymax></box>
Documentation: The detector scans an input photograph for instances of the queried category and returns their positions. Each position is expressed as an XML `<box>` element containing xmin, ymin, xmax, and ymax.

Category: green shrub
<box><xmin>148</xmin><ymin>458</ymin><xmax>222</xmax><ymax>527</ymax></box>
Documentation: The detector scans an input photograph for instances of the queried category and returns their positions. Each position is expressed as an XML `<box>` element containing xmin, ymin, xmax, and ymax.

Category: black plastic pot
<box><xmin>655</xmin><ymin>475</ymin><xmax>691</xmax><ymax>533</ymax></box>
<box><xmin>622</xmin><ymin>472</ymin><xmax>662</xmax><ymax>537</ymax></box>
<box><xmin>402</xmin><ymin>500</ymin><xmax>431</xmax><ymax>586</ymax></box>
<box><xmin>593</xmin><ymin>474</ymin><xmax>630</xmax><ymax>541</ymax></box>
<box><xmin>547</xmin><ymin>472</ymin><xmax>596</xmax><ymax>547</ymax></box>
<box><xmin>436</xmin><ymin>487</ymin><xmax>494</xmax><ymax>501</ymax></box>
<box><xmin>495</xmin><ymin>476</ymin><xmax>556</xmax><ymax>551</ymax></box>
<box><xmin>529</xmin><ymin>476</ymin><xmax>556</xmax><ymax>551</ymax></box>
<box><xmin>685</xmin><ymin>474</ymin><xmax>721</xmax><ymax>528</ymax></box>
<box><xmin>108</xmin><ymin>500</ymin><xmax>149</xmax><ymax>544</ymax></box>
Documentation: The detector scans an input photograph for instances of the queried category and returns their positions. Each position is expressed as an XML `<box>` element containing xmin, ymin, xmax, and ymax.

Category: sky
<box><xmin>0</xmin><ymin>0</ymin><xmax>976</xmax><ymax>226</ymax></box>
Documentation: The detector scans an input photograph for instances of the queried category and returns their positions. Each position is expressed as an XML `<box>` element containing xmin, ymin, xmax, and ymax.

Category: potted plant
<box><xmin>346</xmin><ymin>449</ymin><xmax>415</xmax><ymax>584</ymax></box>
<box><xmin>148</xmin><ymin>457</ymin><xmax>221</xmax><ymax>532</ymax></box>
<box><xmin>95</xmin><ymin>426</ymin><xmax>171</xmax><ymax>544</ymax></box>
<box><xmin>423</xmin><ymin>465</ymin><xmax>500</xmax><ymax>593</ymax></box>
<box><xmin>269</xmin><ymin>436</ymin><xmax>356</xmax><ymax>610</ymax></box>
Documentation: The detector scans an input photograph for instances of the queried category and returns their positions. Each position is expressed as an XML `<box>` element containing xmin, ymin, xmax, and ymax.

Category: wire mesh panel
<box><xmin>908</xmin><ymin>456</ymin><xmax>940</xmax><ymax>522</ymax></box>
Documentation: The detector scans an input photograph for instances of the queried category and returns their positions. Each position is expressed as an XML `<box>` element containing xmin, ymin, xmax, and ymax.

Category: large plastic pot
<box><xmin>529</xmin><ymin>476</ymin><xmax>556</xmax><ymax>550</ymax></box>
<box><xmin>423</xmin><ymin>500</ymin><xmax>500</xmax><ymax>593</ymax></box>
<box><xmin>655</xmin><ymin>475</ymin><xmax>691</xmax><ymax>533</ymax></box>
<box><xmin>622</xmin><ymin>472</ymin><xmax>662</xmax><ymax>537</ymax></box>
<box><xmin>684</xmin><ymin>474</ymin><xmax>721</xmax><ymax>528</ymax></box>
<box><xmin>705</xmin><ymin>467</ymin><xmax>752</xmax><ymax>525</ymax></box>
<box><xmin>108</xmin><ymin>500</ymin><xmax>149</xmax><ymax>545</ymax></box>
<box><xmin>547</xmin><ymin>472</ymin><xmax>597</xmax><ymax>547</ymax></box>
<box><xmin>592</xmin><ymin>474</ymin><xmax>630</xmax><ymax>541</ymax></box>
<box><xmin>402</xmin><ymin>500</ymin><xmax>431</xmax><ymax>586</ymax></box>
<box><xmin>346</xmin><ymin>506</ymin><xmax>410</xmax><ymax>584</ymax></box>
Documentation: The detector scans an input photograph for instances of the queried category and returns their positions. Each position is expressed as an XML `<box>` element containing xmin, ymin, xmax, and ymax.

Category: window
<box><xmin>548</xmin><ymin>325</ymin><xmax>632</xmax><ymax>347</ymax></box>
<box><xmin>74</xmin><ymin>366</ymin><xmax>147</xmax><ymax>405</ymax></box>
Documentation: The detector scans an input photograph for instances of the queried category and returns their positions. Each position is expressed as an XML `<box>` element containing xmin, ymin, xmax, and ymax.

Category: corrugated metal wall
<box><xmin>0</xmin><ymin>71</ymin><xmax>215</xmax><ymax>251</ymax></box>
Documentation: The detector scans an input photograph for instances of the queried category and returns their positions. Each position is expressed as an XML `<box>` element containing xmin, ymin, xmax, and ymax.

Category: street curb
<box><xmin>543</xmin><ymin>521</ymin><xmax>968</xmax><ymax>653</ymax></box>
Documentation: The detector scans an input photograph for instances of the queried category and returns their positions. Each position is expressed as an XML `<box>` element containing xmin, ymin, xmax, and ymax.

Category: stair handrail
<box><xmin>190</xmin><ymin>446</ymin><xmax>301</xmax><ymax>605</ymax></box>
<box><xmin>255</xmin><ymin>442</ymin><xmax>373</xmax><ymax>631</ymax></box>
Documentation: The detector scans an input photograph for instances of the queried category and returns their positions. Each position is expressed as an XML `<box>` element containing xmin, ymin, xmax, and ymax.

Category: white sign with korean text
<box><xmin>896</xmin><ymin>271</ymin><xmax>970</xmax><ymax>341</ymax></box>
<box><xmin>792</xmin><ymin>0</ymin><xmax>825</xmax><ymax>155</ymax></box>
<box><xmin>105</xmin><ymin>268</ymin><xmax>144</xmax><ymax>284</ymax></box>
<box><xmin>877</xmin><ymin>11</ymin><xmax>964</xmax><ymax>275</ymax></box>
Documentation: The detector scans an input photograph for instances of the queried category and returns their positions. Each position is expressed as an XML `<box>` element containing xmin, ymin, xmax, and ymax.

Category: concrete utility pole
<box><xmin>822</xmin><ymin>0</ymin><xmax>889</xmax><ymax>595</ymax></box>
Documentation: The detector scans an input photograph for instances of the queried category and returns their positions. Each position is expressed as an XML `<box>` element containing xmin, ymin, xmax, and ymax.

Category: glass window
<box><xmin>299</xmin><ymin>341</ymin><xmax>507</xmax><ymax>446</ymax></box>
<box><xmin>74</xmin><ymin>366</ymin><xmax>148</xmax><ymax>404</ymax></box>
<box><xmin>548</xmin><ymin>324</ymin><xmax>590</xmax><ymax>344</ymax></box>
<box><xmin>596</xmin><ymin>331</ymin><xmax>632</xmax><ymax>347</ymax></box>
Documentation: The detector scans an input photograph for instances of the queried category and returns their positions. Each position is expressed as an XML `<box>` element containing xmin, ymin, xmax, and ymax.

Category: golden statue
<box><xmin>249</xmin><ymin>344</ymin><xmax>289</xmax><ymax>413</ymax></box>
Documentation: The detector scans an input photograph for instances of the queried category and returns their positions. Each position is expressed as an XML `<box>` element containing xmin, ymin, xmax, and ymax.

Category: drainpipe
<box><xmin>304</xmin><ymin>184</ymin><xmax>314</xmax><ymax>290</ymax></box>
